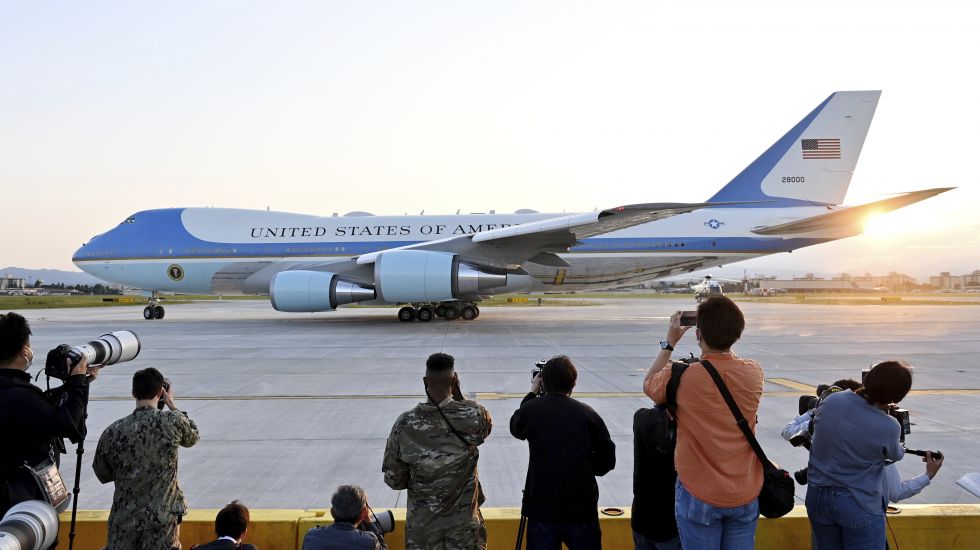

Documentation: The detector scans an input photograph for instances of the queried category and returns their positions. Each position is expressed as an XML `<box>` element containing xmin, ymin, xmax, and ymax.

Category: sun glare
<box><xmin>862</xmin><ymin>212</ymin><xmax>899</xmax><ymax>238</ymax></box>
<box><xmin>862</xmin><ymin>208</ymin><xmax>948</xmax><ymax>240</ymax></box>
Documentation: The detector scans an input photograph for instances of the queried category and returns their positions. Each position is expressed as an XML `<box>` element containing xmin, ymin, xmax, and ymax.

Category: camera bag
<box><xmin>23</xmin><ymin>453</ymin><xmax>71</xmax><ymax>513</ymax></box>
<box><xmin>700</xmin><ymin>360</ymin><xmax>795</xmax><ymax>519</ymax></box>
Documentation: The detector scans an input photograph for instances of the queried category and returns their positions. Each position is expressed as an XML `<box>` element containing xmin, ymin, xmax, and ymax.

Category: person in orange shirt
<box><xmin>644</xmin><ymin>296</ymin><xmax>764</xmax><ymax>550</ymax></box>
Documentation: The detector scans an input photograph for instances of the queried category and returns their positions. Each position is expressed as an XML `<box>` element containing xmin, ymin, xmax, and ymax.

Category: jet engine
<box><xmin>374</xmin><ymin>250</ymin><xmax>508</xmax><ymax>302</ymax></box>
<box><xmin>269</xmin><ymin>271</ymin><xmax>376</xmax><ymax>312</ymax></box>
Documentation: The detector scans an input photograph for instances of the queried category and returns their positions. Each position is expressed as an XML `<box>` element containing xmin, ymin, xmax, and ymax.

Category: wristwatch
<box><xmin>660</xmin><ymin>340</ymin><xmax>674</xmax><ymax>352</ymax></box>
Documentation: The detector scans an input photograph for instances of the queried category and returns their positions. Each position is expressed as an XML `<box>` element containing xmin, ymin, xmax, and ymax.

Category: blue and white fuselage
<box><xmin>73</xmin><ymin>206</ymin><xmax>838</xmax><ymax>295</ymax></box>
<box><xmin>72</xmin><ymin>91</ymin><xmax>952</xmax><ymax>319</ymax></box>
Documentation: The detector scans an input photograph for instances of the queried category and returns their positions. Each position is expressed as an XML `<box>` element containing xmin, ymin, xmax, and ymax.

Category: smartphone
<box><xmin>680</xmin><ymin>311</ymin><xmax>697</xmax><ymax>326</ymax></box>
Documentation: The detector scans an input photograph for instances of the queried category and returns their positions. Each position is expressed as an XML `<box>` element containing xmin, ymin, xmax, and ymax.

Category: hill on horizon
<box><xmin>1</xmin><ymin>267</ymin><xmax>103</xmax><ymax>286</ymax></box>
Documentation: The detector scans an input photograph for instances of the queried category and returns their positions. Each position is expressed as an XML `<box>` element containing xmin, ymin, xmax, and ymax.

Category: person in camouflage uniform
<box><xmin>93</xmin><ymin>367</ymin><xmax>200</xmax><ymax>550</ymax></box>
<box><xmin>382</xmin><ymin>352</ymin><xmax>493</xmax><ymax>550</ymax></box>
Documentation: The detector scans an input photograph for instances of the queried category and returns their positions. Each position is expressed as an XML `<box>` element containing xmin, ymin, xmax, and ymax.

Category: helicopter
<box><xmin>690</xmin><ymin>275</ymin><xmax>743</xmax><ymax>303</ymax></box>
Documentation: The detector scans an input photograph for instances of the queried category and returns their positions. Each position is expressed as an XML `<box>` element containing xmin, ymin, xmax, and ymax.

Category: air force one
<box><xmin>74</xmin><ymin>91</ymin><xmax>951</xmax><ymax>322</ymax></box>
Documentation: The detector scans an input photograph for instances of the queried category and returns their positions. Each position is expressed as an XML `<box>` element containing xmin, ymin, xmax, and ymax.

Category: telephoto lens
<box><xmin>370</xmin><ymin>509</ymin><xmax>395</xmax><ymax>533</ymax></box>
<box><xmin>70</xmin><ymin>330</ymin><xmax>142</xmax><ymax>367</ymax></box>
<box><xmin>0</xmin><ymin>500</ymin><xmax>59</xmax><ymax>550</ymax></box>
<box><xmin>45</xmin><ymin>330</ymin><xmax>142</xmax><ymax>380</ymax></box>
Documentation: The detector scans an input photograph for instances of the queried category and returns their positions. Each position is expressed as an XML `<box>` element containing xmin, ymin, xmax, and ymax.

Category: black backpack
<box><xmin>645</xmin><ymin>360</ymin><xmax>690</xmax><ymax>453</ymax></box>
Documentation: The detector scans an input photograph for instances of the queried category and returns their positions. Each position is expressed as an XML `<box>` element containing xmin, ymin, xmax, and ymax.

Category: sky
<box><xmin>1</xmin><ymin>1</ymin><xmax>978</xmax><ymax>279</ymax></box>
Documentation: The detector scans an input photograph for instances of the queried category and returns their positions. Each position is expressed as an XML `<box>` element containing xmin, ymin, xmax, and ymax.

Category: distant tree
<box><xmin>33</xmin><ymin>279</ymin><xmax>43</xmax><ymax>288</ymax></box>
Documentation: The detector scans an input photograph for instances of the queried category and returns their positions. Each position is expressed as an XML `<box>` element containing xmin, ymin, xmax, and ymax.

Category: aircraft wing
<box><xmin>352</xmin><ymin>201</ymin><xmax>743</xmax><ymax>269</ymax></box>
<box><xmin>750</xmin><ymin>187</ymin><xmax>953</xmax><ymax>236</ymax></box>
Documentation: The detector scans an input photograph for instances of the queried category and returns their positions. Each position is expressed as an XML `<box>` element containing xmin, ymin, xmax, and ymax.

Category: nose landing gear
<box><xmin>396</xmin><ymin>302</ymin><xmax>480</xmax><ymax>322</ymax></box>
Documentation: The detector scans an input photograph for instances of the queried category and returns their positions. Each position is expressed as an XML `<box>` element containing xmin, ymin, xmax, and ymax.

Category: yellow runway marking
<box><xmin>767</xmin><ymin>378</ymin><xmax>817</xmax><ymax>392</ymax></box>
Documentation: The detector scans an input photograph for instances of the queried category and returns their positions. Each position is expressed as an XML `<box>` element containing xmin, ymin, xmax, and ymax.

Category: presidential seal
<box><xmin>167</xmin><ymin>264</ymin><xmax>184</xmax><ymax>281</ymax></box>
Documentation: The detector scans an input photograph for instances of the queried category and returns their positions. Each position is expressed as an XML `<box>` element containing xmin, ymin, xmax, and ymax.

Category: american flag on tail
<box><xmin>801</xmin><ymin>138</ymin><xmax>841</xmax><ymax>159</ymax></box>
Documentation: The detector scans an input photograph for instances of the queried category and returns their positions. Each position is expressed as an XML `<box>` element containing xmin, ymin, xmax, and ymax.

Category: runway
<box><xmin>18</xmin><ymin>297</ymin><xmax>980</xmax><ymax>510</ymax></box>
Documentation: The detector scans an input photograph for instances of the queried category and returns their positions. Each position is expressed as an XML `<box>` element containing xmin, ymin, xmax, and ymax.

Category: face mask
<box><xmin>24</xmin><ymin>346</ymin><xmax>34</xmax><ymax>369</ymax></box>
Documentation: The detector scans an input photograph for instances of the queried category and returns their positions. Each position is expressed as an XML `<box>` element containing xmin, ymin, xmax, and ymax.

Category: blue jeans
<box><xmin>806</xmin><ymin>485</ymin><xmax>885</xmax><ymax>550</ymax></box>
<box><xmin>633</xmin><ymin>530</ymin><xmax>681</xmax><ymax>550</ymax></box>
<box><xmin>674</xmin><ymin>480</ymin><xmax>758</xmax><ymax>550</ymax></box>
<box><xmin>527</xmin><ymin>519</ymin><xmax>602</xmax><ymax>550</ymax></box>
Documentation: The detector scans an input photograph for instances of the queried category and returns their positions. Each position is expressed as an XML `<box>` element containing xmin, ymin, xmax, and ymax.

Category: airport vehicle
<box><xmin>73</xmin><ymin>91</ymin><xmax>951</xmax><ymax>321</ymax></box>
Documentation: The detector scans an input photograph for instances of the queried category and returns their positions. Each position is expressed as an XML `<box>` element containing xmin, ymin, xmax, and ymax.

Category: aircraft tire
<box><xmin>443</xmin><ymin>307</ymin><xmax>458</xmax><ymax>321</ymax></box>
<box><xmin>473</xmin><ymin>305</ymin><xmax>480</xmax><ymax>319</ymax></box>
<box><xmin>434</xmin><ymin>305</ymin><xmax>446</xmax><ymax>318</ymax></box>
<box><xmin>143</xmin><ymin>306</ymin><xmax>155</xmax><ymax>320</ymax></box>
<box><xmin>398</xmin><ymin>306</ymin><xmax>416</xmax><ymax>322</ymax></box>
<box><xmin>461</xmin><ymin>305</ymin><xmax>477</xmax><ymax>321</ymax></box>
<box><xmin>154</xmin><ymin>306</ymin><xmax>165</xmax><ymax>319</ymax></box>
<box><xmin>417</xmin><ymin>306</ymin><xmax>434</xmax><ymax>322</ymax></box>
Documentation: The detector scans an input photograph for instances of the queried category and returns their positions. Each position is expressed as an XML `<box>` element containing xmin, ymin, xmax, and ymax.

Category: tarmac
<box><xmin>17</xmin><ymin>297</ymin><xmax>980</xmax><ymax>510</ymax></box>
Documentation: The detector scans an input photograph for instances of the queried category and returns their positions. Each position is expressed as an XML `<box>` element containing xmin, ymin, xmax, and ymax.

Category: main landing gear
<box><xmin>142</xmin><ymin>292</ymin><xmax>165</xmax><ymax>320</ymax></box>
<box><xmin>397</xmin><ymin>302</ymin><xmax>480</xmax><ymax>322</ymax></box>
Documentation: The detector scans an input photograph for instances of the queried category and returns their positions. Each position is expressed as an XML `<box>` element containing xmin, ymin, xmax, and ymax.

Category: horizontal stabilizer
<box><xmin>750</xmin><ymin>187</ymin><xmax>954</xmax><ymax>235</ymax></box>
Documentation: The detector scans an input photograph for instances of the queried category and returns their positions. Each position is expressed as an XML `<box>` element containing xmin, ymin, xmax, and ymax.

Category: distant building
<box><xmin>748</xmin><ymin>271</ymin><xmax>917</xmax><ymax>293</ymax></box>
<box><xmin>929</xmin><ymin>270</ymin><xmax>980</xmax><ymax>290</ymax></box>
<box><xmin>0</xmin><ymin>275</ymin><xmax>26</xmax><ymax>294</ymax></box>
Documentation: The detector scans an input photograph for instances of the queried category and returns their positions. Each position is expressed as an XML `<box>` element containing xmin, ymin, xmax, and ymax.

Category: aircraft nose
<box><xmin>72</xmin><ymin>243</ymin><xmax>85</xmax><ymax>264</ymax></box>
<box><xmin>72</xmin><ymin>242</ymin><xmax>91</xmax><ymax>272</ymax></box>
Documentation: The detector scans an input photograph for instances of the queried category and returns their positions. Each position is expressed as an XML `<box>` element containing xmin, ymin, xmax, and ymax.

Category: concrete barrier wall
<box><xmin>57</xmin><ymin>505</ymin><xmax>980</xmax><ymax>550</ymax></box>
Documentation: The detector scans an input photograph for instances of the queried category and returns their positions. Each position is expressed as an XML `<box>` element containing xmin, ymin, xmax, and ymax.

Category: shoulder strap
<box><xmin>426</xmin><ymin>391</ymin><xmax>472</xmax><ymax>449</ymax></box>
<box><xmin>665</xmin><ymin>361</ymin><xmax>690</xmax><ymax>411</ymax></box>
<box><xmin>699</xmin><ymin>360</ymin><xmax>772</xmax><ymax>468</ymax></box>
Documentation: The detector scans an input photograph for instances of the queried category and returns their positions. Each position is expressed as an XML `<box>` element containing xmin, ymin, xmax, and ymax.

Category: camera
<box><xmin>359</xmin><ymin>508</ymin><xmax>394</xmax><ymax>549</ymax></box>
<box><xmin>363</xmin><ymin>508</ymin><xmax>394</xmax><ymax>533</ymax></box>
<box><xmin>531</xmin><ymin>360</ymin><xmax>546</xmax><ymax>379</ymax></box>
<box><xmin>157</xmin><ymin>379</ymin><xmax>171</xmax><ymax>411</ymax></box>
<box><xmin>44</xmin><ymin>330</ymin><xmax>142</xmax><ymax>380</ymax></box>
<box><xmin>886</xmin><ymin>407</ymin><xmax>943</xmax><ymax>460</ymax></box>
<box><xmin>679</xmin><ymin>311</ymin><xmax>697</xmax><ymax>327</ymax></box>
<box><xmin>0</xmin><ymin>500</ymin><xmax>59</xmax><ymax>550</ymax></box>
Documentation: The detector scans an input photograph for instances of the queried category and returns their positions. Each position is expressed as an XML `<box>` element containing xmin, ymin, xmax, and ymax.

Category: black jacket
<box><xmin>191</xmin><ymin>539</ymin><xmax>258</xmax><ymax>550</ymax></box>
<box><xmin>0</xmin><ymin>369</ymin><xmax>88</xmax><ymax>516</ymax></box>
<box><xmin>631</xmin><ymin>408</ymin><xmax>679</xmax><ymax>542</ymax></box>
<box><xmin>510</xmin><ymin>392</ymin><xmax>616</xmax><ymax>523</ymax></box>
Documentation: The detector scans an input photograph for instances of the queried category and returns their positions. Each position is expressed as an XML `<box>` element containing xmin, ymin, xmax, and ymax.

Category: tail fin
<box><xmin>708</xmin><ymin>91</ymin><xmax>881</xmax><ymax>207</ymax></box>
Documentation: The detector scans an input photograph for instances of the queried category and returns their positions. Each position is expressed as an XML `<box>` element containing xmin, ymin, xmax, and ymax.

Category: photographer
<box><xmin>303</xmin><ymin>485</ymin><xmax>383</xmax><ymax>550</ymax></box>
<box><xmin>93</xmin><ymin>367</ymin><xmax>199</xmax><ymax>550</ymax></box>
<box><xmin>806</xmin><ymin>360</ymin><xmax>912</xmax><ymax>550</ymax></box>
<box><xmin>0</xmin><ymin>312</ymin><xmax>98</xmax><ymax>517</ymax></box>
<box><xmin>382</xmin><ymin>353</ymin><xmax>492</xmax><ymax>550</ymax></box>
<box><xmin>643</xmin><ymin>297</ymin><xmax>764</xmax><ymax>549</ymax></box>
<box><xmin>509</xmin><ymin>355</ymin><xmax>616</xmax><ymax>549</ymax></box>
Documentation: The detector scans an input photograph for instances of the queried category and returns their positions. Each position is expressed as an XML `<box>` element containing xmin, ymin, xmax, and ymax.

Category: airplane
<box><xmin>73</xmin><ymin>91</ymin><xmax>952</xmax><ymax>322</ymax></box>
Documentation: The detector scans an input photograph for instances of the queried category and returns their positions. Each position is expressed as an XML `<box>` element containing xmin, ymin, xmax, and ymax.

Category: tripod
<box><xmin>515</xmin><ymin>513</ymin><xmax>527</xmax><ymax>550</ymax></box>
<box><xmin>67</xmin><ymin>390</ymin><xmax>89</xmax><ymax>550</ymax></box>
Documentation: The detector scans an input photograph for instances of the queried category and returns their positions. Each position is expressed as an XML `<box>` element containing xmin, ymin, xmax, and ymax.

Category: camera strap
<box><xmin>424</xmin><ymin>390</ymin><xmax>481</xmax><ymax>513</ymax></box>
<box><xmin>425</xmin><ymin>389</ymin><xmax>472</xmax><ymax>449</ymax></box>
<box><xmin>699</xmin><ymin>360</ymin><xmax>774</xmax><ymax>469</ymax></box>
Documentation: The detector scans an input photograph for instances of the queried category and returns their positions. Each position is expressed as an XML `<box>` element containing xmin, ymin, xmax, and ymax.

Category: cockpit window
<box><xmin>123</xmin><ymin>216</ymin><xmax>136</xmax><ymax>224</ymax></box>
